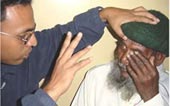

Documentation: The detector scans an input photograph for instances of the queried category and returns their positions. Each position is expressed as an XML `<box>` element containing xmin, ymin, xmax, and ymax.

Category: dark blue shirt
<box><xmin>1</xmin><ymin>7</ymin><xmax>106</xmax><ymax>106</ymax></box>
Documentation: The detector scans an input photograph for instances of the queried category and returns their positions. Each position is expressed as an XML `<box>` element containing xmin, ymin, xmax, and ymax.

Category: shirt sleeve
<box><xmin>159</xmin><ymin>72</ymin><xmax>169</xmax><ymax>106</ymax></box>
<box><xmin>21</xmin><ymin>89</ymin><xmax>57</xmax><ymax>106</ymax></box>
<box><xmin>29</xmin><ymin>6</ymin><xmax>106</xmax><ymax>81</ymax></box>
<box><xmin>137</xmin><ymin>94</ymin><xmax>164</xmax><ymax>106</ymax></box>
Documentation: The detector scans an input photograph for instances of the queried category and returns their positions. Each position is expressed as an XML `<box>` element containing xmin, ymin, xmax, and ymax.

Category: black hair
<box><xmin>1</xmin><ymin>0</ymin><xmax>32</xmax><ymax>21</ymax></box>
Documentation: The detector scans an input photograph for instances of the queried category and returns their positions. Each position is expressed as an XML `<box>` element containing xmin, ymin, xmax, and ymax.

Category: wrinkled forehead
<box><xmin>117</xmin><ymin>38</ymin><xmax>153</xmax><ymax>53</ymax></box>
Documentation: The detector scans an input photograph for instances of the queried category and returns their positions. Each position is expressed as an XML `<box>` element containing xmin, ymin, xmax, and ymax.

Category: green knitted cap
<box><xmin>121</xmin><ymin>10</ymin><xmax>169</xmax><ymax>57</ymax></box>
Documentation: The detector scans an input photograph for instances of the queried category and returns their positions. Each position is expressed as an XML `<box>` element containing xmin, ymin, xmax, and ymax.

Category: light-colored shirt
<box><xmin>71</xmin><ymin>62</ymin><xmax>169</xmax><ymax>106</ymax></box>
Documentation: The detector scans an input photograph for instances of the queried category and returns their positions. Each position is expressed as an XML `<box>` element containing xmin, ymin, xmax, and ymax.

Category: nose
<box><xmin>120</xmin><ymin>50</ymin><xmax>129</xmax><ymax>65</ymax></box>
<box><xmin>27</xmin><ymin>33</ymin><xmax>37</xmax><ymax>47</ymax></box>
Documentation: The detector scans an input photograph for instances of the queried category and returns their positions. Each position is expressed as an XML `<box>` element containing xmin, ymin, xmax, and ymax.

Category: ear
<box><xmin>153</xmin><ymin>52</ymin><xmax>166</xmax><ymax>66</ymax></box>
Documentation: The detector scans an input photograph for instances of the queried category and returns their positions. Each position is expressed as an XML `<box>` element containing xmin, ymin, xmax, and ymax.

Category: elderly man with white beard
<box><xmin>71</xmin><ymin>10</ymin><xmax>169</xmax><ymax>106</ymax></box>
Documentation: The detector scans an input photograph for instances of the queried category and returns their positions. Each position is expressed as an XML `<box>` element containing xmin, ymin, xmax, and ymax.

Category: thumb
<box><xmin>114</xmin><ymin>26</ymin><xmax>127</xmax><ymax>40</ymax></box>
<box><xmin>150</xmin><ymin>56</ymin><xmax>155</xmax><ymax>66</ymax></box>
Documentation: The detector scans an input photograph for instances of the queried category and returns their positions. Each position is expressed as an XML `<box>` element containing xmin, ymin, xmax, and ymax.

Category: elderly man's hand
<box><xmin>126</xmin><ymin>51</ymin><xmax>159</xmax><ymax>102</ymax></box>
<box><xmin>43</xmin><ymin>32</ymin><xmax>92</xmax><ymax>101</ymax></box>
<box><xmin>99</xmin><ymin>6</ymin><xmax>160</xmax><ymax>40</ymax></box>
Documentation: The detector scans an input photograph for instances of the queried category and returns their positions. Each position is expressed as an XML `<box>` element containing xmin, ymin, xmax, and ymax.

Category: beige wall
<box><xmin>32</xmin><ymin>0</ymin><xmax>169</xmax><ymax>106</ymax></box>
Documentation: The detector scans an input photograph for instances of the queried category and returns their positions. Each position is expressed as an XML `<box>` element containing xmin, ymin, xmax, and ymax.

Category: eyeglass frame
<box><xmin>0</xmin><ymin>31</ymin><xmax>34</xmax><ymax>45</ymax></box>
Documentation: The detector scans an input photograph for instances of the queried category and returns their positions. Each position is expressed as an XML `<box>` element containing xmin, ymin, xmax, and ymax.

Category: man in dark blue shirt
<box><xmin>0</xmin><ymin>0</ymin><xmax>159</xmax><ymax>106</ymax></box>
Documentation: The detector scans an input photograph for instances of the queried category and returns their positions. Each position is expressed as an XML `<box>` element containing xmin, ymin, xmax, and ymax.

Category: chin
<box><xmin>2</xmin><ymin>59</ymin><xmax>24</xmax><ymax>65</ymax></box>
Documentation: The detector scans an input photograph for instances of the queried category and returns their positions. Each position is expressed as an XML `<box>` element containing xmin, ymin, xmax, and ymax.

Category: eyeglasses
<box><xmin>0</xmin><ymin>31</ymin><xmax>34</xmax><ymax>45</ymax></box>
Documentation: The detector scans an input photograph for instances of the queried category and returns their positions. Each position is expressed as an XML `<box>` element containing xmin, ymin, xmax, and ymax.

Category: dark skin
<box><xmin>126</xmin><ymin>51</ymin><xmax>159</xmax><ymax>102</ymax></box>
<box><xmin>115</xmin><ymin>38</ymin><xmax>166</xmax><ymax>102</ymax></box>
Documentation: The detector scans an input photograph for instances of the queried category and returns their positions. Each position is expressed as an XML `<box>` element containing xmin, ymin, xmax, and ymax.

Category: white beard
<box><xmin>107</xmin><ymin>59</ymin><xmax>137</xmax><ymax>101</ymax></box>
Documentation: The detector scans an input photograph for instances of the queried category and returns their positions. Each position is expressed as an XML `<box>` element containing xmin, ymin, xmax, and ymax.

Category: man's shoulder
<box><xmin>158</xmin><ymin>65</ymin><xmax>169</xmax><ymax>83</ymax></box>
<box><xmin>86</xmin><ymin>61</ymin><xmax>113</xmax><ymax>78</ymax></box>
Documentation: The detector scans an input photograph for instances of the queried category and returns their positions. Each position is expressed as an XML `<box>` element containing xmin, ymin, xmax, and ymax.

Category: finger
<box><xmin>129</xmin><ymin>15</ymin><xmax>158</xmax><ymax>25</ymax></box>
<box><xmin>134</xmin><ymin>51</ymin><xmax>156</xmax><ymax>73</ymax></box>
<box><xmin>58</xmin><ymin>31</ymin><xmax>72</xmax><ymax>58</ymax></box>
<box><xmin>129</xmin><ymin>51</ymin><xmax>149</xmax><ymax>75</ymax></box>
<box><xmin>67</xmin><ymin>45</ymin><xmax>92</xmax><ymax>66</ymax></box>
<box><xmin>126</xmin><ymin>65</ymin><xmax>137</xmax><ymax>80</ymax></box>
<box><xmin>150</xmin><ymin>56</ymin><xmax>155</xmax><ymax>66</ymax></box>
<box><xmin>61</xmin><ymin>32</ymin><xmax>83</xmax><ymax>62</ymax></box>
<box><xmin>132</xmin><ymin>11</ymin><xmax>159</xmax><ymax>23</ymax></box>
<box><xmin>149</xmin><ymin>56</ymin><xmax>159</xmax><ymax>77</ymax></box>
<box><xmin>71</xmin><ymin>57</ymin><xmax>92</xmax><ymax>74</ymax></box>
<box><xmin>114</xmin><ymin>25</ymin><xmax>128</xmax><ymax>40</ymax></box>
<box><xmin>134</xmin><ymin>51</ymin><xmax>159</xmax><ymax>80</ymax></box>
<box><xmin>127</xmin><ymin>52</ymin><xmax>143</xmax><ymax>76</ymax></box>
<box><xmin>132</xmin><ymin>6</ymin><xmax>147</xmax><ymax>11</ymax></box>
<box><xmin>134</xmin><ymin>51</ymin><xmax>151</xmax><ymax>66</ymax></box>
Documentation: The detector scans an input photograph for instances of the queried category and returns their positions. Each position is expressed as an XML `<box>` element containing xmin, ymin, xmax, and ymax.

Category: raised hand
<box><xmin>43</xmin><ymin>32</ymin><xmax>92</xmax><ymax>101</ymax></box>
<box><xmin>126</xmin><ymin>51</ymin><xmax>159</xmax><ymax>102</ymax></box>
<box><xmin>99</xmin><ymin>6</ymin><xmax>160</xmax><ymax>40</ymax></box>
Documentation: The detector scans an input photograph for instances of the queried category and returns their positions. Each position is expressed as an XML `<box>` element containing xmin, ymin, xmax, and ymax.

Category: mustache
<box><xmin>114</xmin><ymin>56</ymin><xmax>127</xmax><ymax>71</ymax></box>
<box><xmin>118</xmin><ymin>62</ymin><xmax>127</xmax><ymax>71</ymax></box>
<box><xmin>114</xmin><ymin>53</ymin><xmax>126</xmax><ymax>69</ymax></box>
<box><xmin>107</xmin><ymin>59</ymin><xmax>137</xmax><ymax>100</ymax></box>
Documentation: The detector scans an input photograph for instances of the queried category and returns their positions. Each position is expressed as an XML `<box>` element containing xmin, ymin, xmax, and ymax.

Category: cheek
<box><xmin>1</xmin><ymin>40</ymin><xmax>25</xmax><ymax>64</ymax></box>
